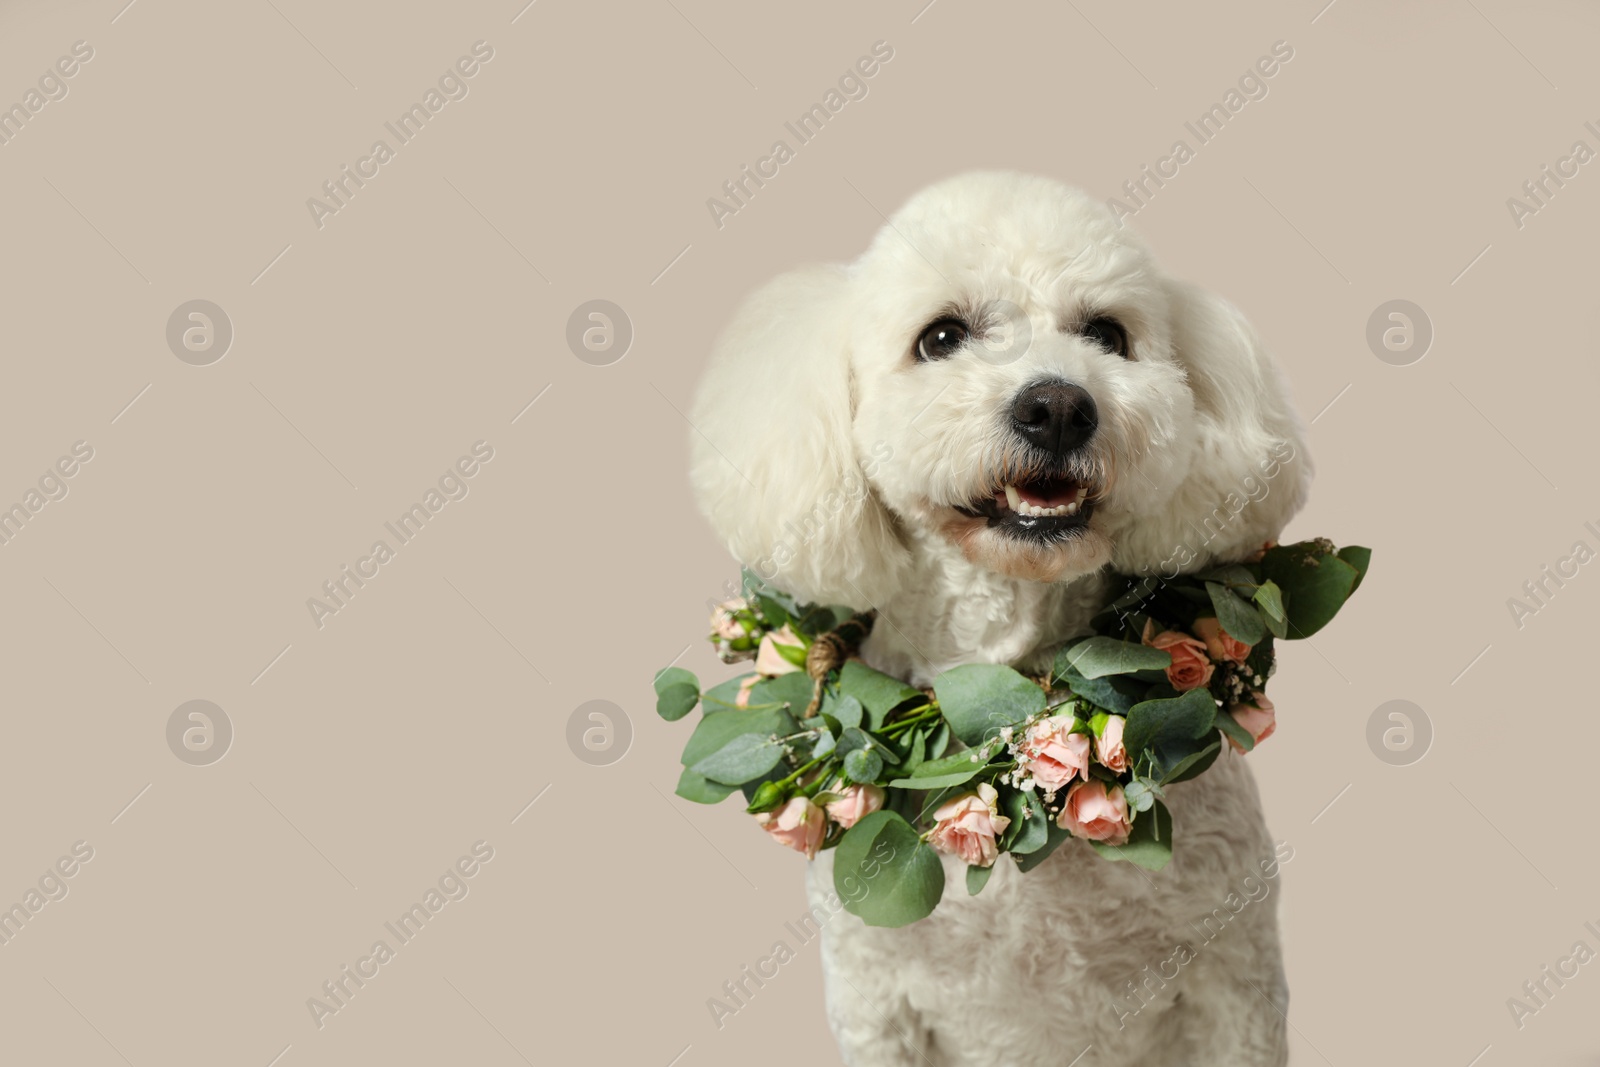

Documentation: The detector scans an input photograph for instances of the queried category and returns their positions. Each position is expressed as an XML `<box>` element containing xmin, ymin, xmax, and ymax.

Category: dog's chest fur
<box><xmin>807</xmin><ymin>752</ymin><xmax>1280</xmax><ymax>1066</ymax></box>
<box><xmin>858</xmin><ymin>531</ymin><xmax>1113</xmax><ymax>687</ymax></box>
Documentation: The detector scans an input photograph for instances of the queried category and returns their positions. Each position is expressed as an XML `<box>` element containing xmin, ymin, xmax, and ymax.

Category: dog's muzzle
<box><xmin>953</xmin><ymin>378</ymin><xmax>1102</xmax><ymax>541</ymax></box>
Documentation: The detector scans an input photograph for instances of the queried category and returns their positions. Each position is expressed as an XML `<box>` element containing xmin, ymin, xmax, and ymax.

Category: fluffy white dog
<box><xmin>690</xmin><ymin>172</ymin><xmax>1309</xmax><ymax>1066</ymax></box>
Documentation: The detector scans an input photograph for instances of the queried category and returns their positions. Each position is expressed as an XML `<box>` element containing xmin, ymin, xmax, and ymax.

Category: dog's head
<box><xmin>691</xmin><ymin>172</ymin><xmax>1309</xmax><ymax>608</ymax></box>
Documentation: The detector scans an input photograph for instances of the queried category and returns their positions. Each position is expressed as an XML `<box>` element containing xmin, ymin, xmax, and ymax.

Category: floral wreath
<box><xmin>654</xmin><ymin>539</ymin><xmax>1369</xmax><ymax>928</ymax></box>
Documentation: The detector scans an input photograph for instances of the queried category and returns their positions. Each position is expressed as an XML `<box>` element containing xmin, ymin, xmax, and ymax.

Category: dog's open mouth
<box><xmin>955</xmin><ymin>474</ymin><xmax>1096</xmax><ymax>539</ymax></box>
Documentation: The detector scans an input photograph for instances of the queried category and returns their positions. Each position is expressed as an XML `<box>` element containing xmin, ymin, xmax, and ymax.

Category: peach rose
<box><xmin>1227</xmin><ymin>692</ymin><xmax>1276</xmax><ymax>752</ymax></box>
<box><xmin>754</xmin><ymin>625</ymin><xmax>804</xmax><ymax>677</ymax></box>
<box><xmin>825</xmin><ymin>784</ymin><xmax>885</xmax><ymax>829</ymax></box>
<box><xmin>1057</xmin><ymin>780</ymin><xmax>1132</xmax><ymax>845</ymax></box>
<box><xmin>1095</xmin><ymin>715</ymin><xmax>1129</xmax><ymax>773</ymax></box>
<box><xmin>709</xmin><ymin>598</ymin><xmax>748</xmax><ymax>642</ymax></box>
<box><xmin>1143</xmin><ymin>622</ymin><xmax>1214</xmax><ymax>692</ymax></box>
<box><xmin>928</xmin><ymin>783</ymin><xmax>1012</xmax><ymax>868</ymax></box>
<box><xmin>1019</xmin><ymin>715</ymin><xmax>1091</xmax><ymax>791</ymax></box>
<box><xmin>1193</xmin><ymin>616</ymin><xmax>1252</xmax><ymax>665</ymax></box>
<box><xmin>755</xmin><ymin>797</ymin><xmax>826</xmax><ymax>858</ymax></box>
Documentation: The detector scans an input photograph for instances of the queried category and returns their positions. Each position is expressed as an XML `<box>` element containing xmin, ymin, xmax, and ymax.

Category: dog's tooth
<box><xmin>1004</xmin><ymin>485</ymin><xmax>1022</xmax><ymax>511</ymax></box>
<box><xmin>1064</xmin><ymin>500</ymin><xmax>1079</xmax><ymax>515</ymax></box>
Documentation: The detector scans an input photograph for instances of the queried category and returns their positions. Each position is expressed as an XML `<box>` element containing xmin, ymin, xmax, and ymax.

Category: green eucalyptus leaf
<box><xmin>691</xmin><ymin>732</ymin><xmax>787</xmax><ymax>785</ymax></box>
<box><xmin>680</xmin><ymin>707</ymin><xmax>798</xmax><ymax>768</ymax></box>
<box><xmin>654</xmin><ymin>666</ymin><xmax>700</xmax><ymax>721</ymax></box>
<box><xmin>1206</xmin><ymin>582</ymin><xmax>1266</xmax><ymax>645</ymax></box>
<box><xmin>901</xmin><ymin>729</ymin><xmax>928</xmax><ymax>775</ymax></box>
<box><xmin>675</xmin><ymin>767</ymin><xmax>738</xmax><ymax>804</ymax></box>
<box><xmin>1055</xmin><ymin>637</ymin><xmax>1172</xmax><ymax>680</ymax></box>
<box><xmin>749</xmin><ymin>672</ymin><xmax>815</xmax><ymax>716</ymax></box>
<box><xmin>1122</xmin><ymin>778</ymin><xmax>1156</xmax><ymax>813</ymax></box>
<box><xmin>797</xmin><ymin>604</ymin><xmax>846</xmax><ymax>636</ymax></box>
<box><xmin>830</xmin><ymin>694</ymin><xmax>865</xmax><ymax>730</ymax></box>
<box><xmin>887</xmin><ymin>750</ymin><xmax>989</xmax><ymax>790</ymax></box>
<box><xmin>967</xmin><ymin>863</ymin><xmax>994</xmax><ymax>896</ymax></box>
<box><xmin>1123</xmin><ymin>688</ymin><xmax>1218</xmax><ymax>759</ymax></box>
<box><xmin>1001</xmin><ymin>789</ymin><xmax>1049</xmax><ymax>855</ymax></box>
<box><xmin>1252</xmin><ymin>581</ymin><xmax>1289</xmax><ymax>640</ymax></box>
<box><xmin>838</xmin><ymin>661</ymin><xmax>921</xmax><ymax>729</ymax></box>
<box><xmin>1198</xmin><ymin>563</ymin><xmax>1259</xmax><ymax>592</ymax></box>
<box><xmin>1058</xmin><ymin>665</ymin><xmax>1147</xmax><ymax>717</ymax></box>
<box><xmin>1338</xmin><ymin>545</ymin><xmax>1372</xmax><ymax>593</ymax></box>
<box><xmin>843</xmin><ymin>747</ymin><xmax>884</xmax><ymax>783</ymax></box>
<box><xmin>836</xmin><ymin>726</ymin><xmax>870</xmax><ymax>758</ymax></box>
<box><xmin>933</xmin><ymin>664</ymin><xmax>1047</xmax><ymax>747</ymax></box>
<box><xmin>833</xmin><ymin>811</ymin><xmax>945</xmax><ymax>928</ymax></box>
<box><xmin>1261</xmin><ymin>542</ymin><xmax>1360</xmax><ymax>638</ymax></box>
<box><xmin>1215</xmin><ymin>712</ymin><xmax>1256</xmax><ymax>753</ymax></box>
<box><xmin>756</xmin><ymin>595</ymin><xmax>788</xmax><ymax>627</ymax></box>
<box><xmin>1156</xmin><ymin>735</ymin><xmax>1223</xmax><ymax>783</ymax></box>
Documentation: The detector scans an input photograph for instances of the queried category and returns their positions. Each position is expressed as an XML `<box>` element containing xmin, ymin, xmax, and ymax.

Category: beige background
<box><xmin>0</xmin><ymin>0</ymin><xmax>1596</xmax><ymax>1064</ymax></box>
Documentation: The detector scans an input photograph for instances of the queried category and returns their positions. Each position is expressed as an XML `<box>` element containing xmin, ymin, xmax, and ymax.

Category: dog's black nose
<box><xmin>1010</xmin><ymin>380</ymin><xmax>1098</xmax><ymax>455</ymax></box>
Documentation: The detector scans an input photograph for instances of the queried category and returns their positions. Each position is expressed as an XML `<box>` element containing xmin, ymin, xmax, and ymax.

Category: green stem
<box><xmin>798</xmin><ymin>769</ymin><xmax>837</xmax><ymax>799</ymax></box>
<box><xmin>881</xmin><ymin>705</ymin><xmax>938</xmax><ymax>736</ymax></box>
<box><xmin>776</xmin><ymin>754</ymin><xmax>830</xmax><ymax>788</ymax></box>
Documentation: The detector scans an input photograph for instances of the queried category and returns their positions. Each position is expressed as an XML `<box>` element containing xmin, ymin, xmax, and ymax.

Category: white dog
<box><xmin>689</xmin><ymin>172</ymin><xmax>1310</xmax><ymax>1066</ymax></box>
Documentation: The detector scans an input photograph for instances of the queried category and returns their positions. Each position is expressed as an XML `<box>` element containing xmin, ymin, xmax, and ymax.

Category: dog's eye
<box><xmin>915</xmin><ymin>319</ymin><xmax>970</xmax><ymax>362</ymax></box>
<box><xmin>1079</xmin><ymin>316</ymin><xmax>1130</xmax><ymax>359</ymax></box>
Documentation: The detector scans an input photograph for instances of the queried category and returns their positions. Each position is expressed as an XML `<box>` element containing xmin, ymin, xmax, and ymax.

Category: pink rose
<box><xmin>754</xmin><ymin>625</ymin><xmax>804</xmax><ymax>677</ymax></box>
<box><xmin>754</xmin><ymin>797</ymin><xmax>826</xmax><ymax>858</ymax></box>
<box><xmin>1019</xmin><ymin>715</ymin><xmax>1091</xmax><ymax>791</ymax></box>
<box><xmin>1057</xmin><ymin>780</ymin><xmax>1132</xmax><ymax>845</ymax></box>
<box><xmin>734</xmin><ymin>675</ymin><xmax>759</xmax><ymax>708</ymax></box>
<box><xmin>825</xmin><ymin>784</ymin><xmax>885</xmax><ymax>829</ymax></box>
<box><xmin>928</xmin><ymin>783</ymin><xmax>1012</xmax><ymax>868</ymax></box>
<box><xmin>1143</xmin><ymin>622</ymin><xmax>1214</xmax><ymax>692</ymax></box>
<box><xmin>710</xmin><ymin>598</ymin><xmax>748</xmax><ymax>642</ymax></box>
<box><xmin>1095</xmin><ymin>715</ymin><xmax>1128</xmax><ymax>773</ymax></box>
<box><xmin>1193</xmin><ymin>616</ymin><xmax>1251</xmax><ymax>665</ymax></box>
<box><xmin>1227</xmin><ymin>692</ymin><xmax>1276</xmax><ymax>752</ymax></box>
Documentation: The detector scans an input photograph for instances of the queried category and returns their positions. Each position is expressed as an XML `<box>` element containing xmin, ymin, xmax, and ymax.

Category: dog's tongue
<box><xmin>1016</xmin><ymin>477</ymin><xmax>1080</xmax><ymax>508</ymax></box>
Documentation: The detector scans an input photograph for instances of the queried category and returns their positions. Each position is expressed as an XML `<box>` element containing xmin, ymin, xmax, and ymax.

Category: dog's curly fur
<box><xmin>690</xmin><ymin>172</ymin><xmax>1310</xmax><ymax>1066</ymax></box>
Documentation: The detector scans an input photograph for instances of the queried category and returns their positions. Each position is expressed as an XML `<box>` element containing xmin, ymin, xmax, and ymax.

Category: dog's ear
<box><xmin>1132</xmin><ymin>281</ymin><xmax>1312</xmax><ymax>570</ymax></box>
<box><xmin>689</xmin><ymin>265</ymin><xmax>909</xmax><ymax>608</ymax></box>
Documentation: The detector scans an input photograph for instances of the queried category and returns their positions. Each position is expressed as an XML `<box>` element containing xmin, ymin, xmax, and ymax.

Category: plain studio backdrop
<box><xmin>0</xmin><ymin>0</ymin><xmax>1596</xmax><ymax>1064</ymax></box>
